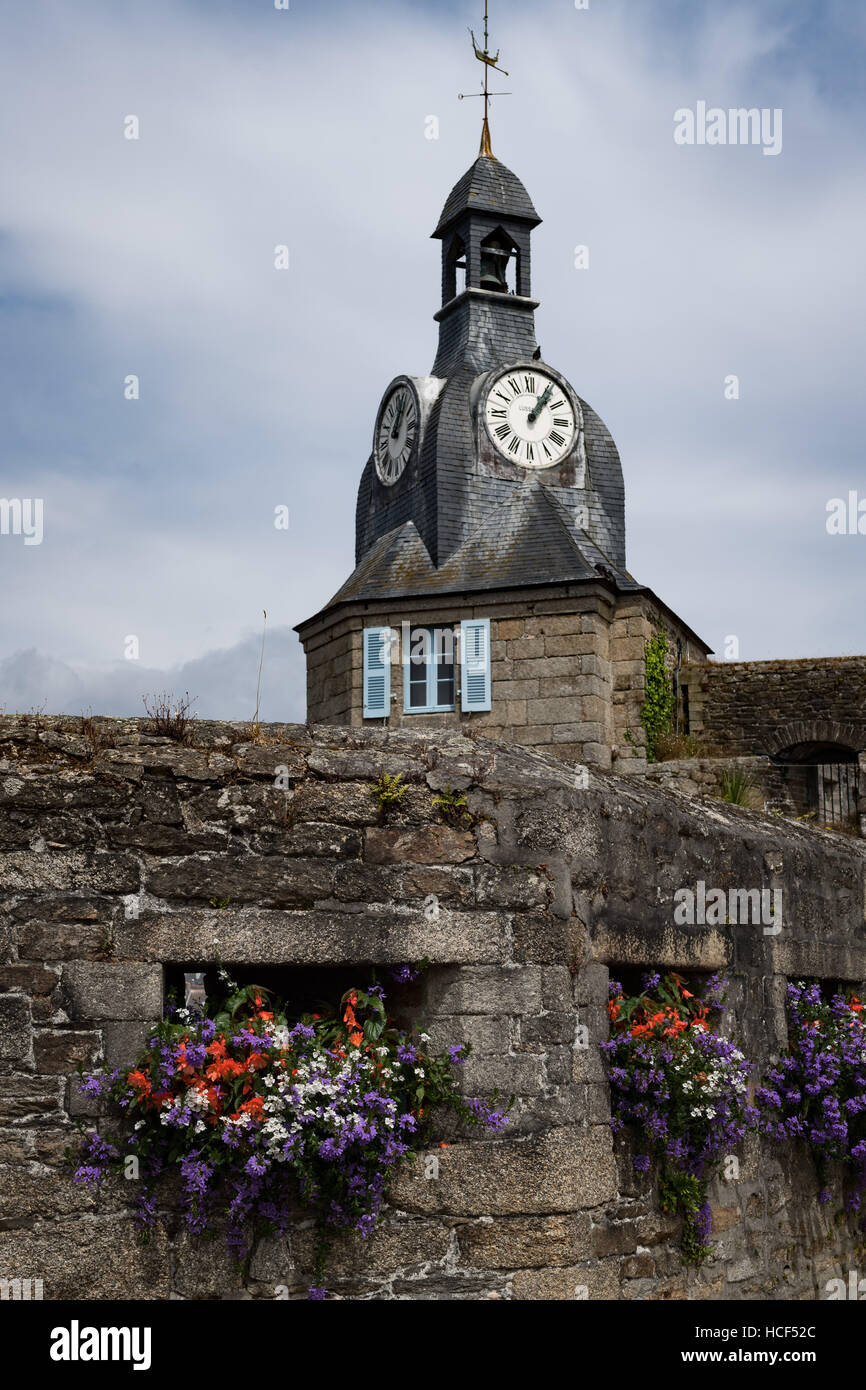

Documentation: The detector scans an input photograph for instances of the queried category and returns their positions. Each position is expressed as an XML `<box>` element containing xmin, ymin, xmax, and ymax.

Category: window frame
<box><xmin>403</xmin><ymin>624</ymin><xmax>457</xmax><ymax>714</ymax></box>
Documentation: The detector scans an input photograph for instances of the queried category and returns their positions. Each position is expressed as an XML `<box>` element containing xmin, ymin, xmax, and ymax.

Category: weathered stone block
<box><xmin>0</xmin><ymin>1075</ymin><xmax>65</xmax><ymax>1123</ymax></box>
<box><xmin>64</xmin><ymin>963</ymin><xmax>163</xmax><ymax>1022</ymax></box>
<box><xmin>0</xmin><ymin>964</ymin><xmax>58</xmax><ymax>995</ymax></box>
<box><xmin>145</xmin><ymin>854</ymin><xmax>334</xmax><ymax>906</ymax></box>
<box><xmin>0</xmin><ymin>994</ymin><xmax>32</xmax><ymax>1067</ymax></box>
<box><xmin>458</xmin><ymin>1212</ymin><xmax>591</xmax><ymax>1269</ymax></box>
<box><xmin>0</xmin><ymin>1216</ymin><xmax>171</xmax><ymax>1299</ymax></box>
<box><xmin>424</xmin><ymin>1014</ymin><xmax>511</xmax><ymax>1056</ymax></box>
<box><xmin>0</xmin><ymin>852</ymin><xmax>138</xmax><ymax>895</ymax></box>
<box><xmin>459</xmin><ymin>1053</ymin><xmax>545</xmax><ymax>1096</ymax></box>
<box><xmin>102</xmin><ymin>1020</ymin><xmax>155</xmax><ymax>1070</ymax></box>
<box><xmin>16</xmin><ymin>922</ymin><xmax>107</xmax><ymax>962</ymax></box>
<box><xmin>366</xmin><ymin>826</ymin><xmax>475</xmax><ymax>865</ymax></box>
<box><xmin>512</xmin><ymin>1258</ymin><xmax>620</xmax><ymax>1300</ymax></box>
<box><xmin>424</xmin><ymin>966</ymin><xmax>543</xmax><ymax>1016</ymax></box>
<box><xmin>390</xmin><ymin>1126</ymin><xmax>617</xmax><ymax>1216</ymax></box>
<box><xmin>33</xmin><ymin>1030</ymin><xmax>101</xmax><ymax>1074</ymax></box>
<box><xmin>116</xmin><ymin>908</ymin><xmax>506</xmax><ymax>967</ymax></box>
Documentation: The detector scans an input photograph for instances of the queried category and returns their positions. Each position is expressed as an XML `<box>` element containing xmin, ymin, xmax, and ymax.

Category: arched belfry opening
<box><xmin>444</xmin><ymin>234</ymin><xmax>467</xmax><ymax>302</ymax></box>
<box><xmin>480</xmin><ymin>227</ymin><xmax>519</xmax><ymax>295</ymax></box>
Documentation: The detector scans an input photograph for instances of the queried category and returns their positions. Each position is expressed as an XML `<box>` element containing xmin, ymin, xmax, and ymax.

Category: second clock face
<box><xmin>375</xmin><ymin>382</ymin><xmax>418</xmax><ymax>486</ymax></box>
<box><xmin>484</xmin><ymin>368</ymin><xmax>577</xmax><ymax>468</ymax></box>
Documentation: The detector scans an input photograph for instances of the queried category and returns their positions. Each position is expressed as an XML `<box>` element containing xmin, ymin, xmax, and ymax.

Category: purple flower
<box><xmin>388</xmin><ymin>964</ymin><xmax>420</xmax><ymax>984</ymax></box>
<box><xmin>78</xmin><ymin>1073</ymin><xmax>105</xmax><ymax>1097</ymax></box>
<box><xmin>633</xmin><ymin>1154</ymin><xmax>651</xmax><ymax>1173</ymax></box>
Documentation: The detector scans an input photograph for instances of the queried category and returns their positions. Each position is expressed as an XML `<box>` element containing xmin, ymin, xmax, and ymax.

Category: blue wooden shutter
<box><xmin>460</xmin><ymin>618</ymin><xmax>491</xmax><ymax>712</ymax></box>
<box><xmin>363</xmin><ymin>627</ymin><xmax>391</xmax><ymax>718</ymax></box>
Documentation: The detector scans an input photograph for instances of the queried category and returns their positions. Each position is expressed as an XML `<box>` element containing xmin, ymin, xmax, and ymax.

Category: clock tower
<box><xmin>296</xmin><ymin>34</ymin><xmax>709</xmax><ymax>771</ymax></box>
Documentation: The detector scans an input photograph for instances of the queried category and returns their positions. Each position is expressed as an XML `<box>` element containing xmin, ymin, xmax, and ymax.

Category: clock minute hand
<box><xmin>527</xmin><ymin>384</ymin><xmax>553</xmax><ymax>425</ymax></box>
<box><xmin>390</xmin><ymin>397</ymin><xmax>407</xmax><ymax>439</ymax></box>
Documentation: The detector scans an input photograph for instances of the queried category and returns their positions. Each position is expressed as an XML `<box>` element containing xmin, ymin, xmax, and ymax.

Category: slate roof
<box><xmin>432</xmin><ymin>155</ymin><xmax>541</xmax><ymax>238</ymax></box>
<box><xmin>316</xmin><ymin>477</ymin><xmax>640</xmax><ymax>613</ymax></box>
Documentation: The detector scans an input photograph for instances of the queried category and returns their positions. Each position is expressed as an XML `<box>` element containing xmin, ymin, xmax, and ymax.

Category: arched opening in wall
<box><xmin>450</xmin><ymin>236</ymin><xmax>464</xmax><ymax>298</ymax></box>
<box><xmin>771</xmin><ymin>742</ymin><xmax>860</xmax><ymax>831</ymax></box>
<box><xmin>445</xmin><ymin>234</ymin><xmax>467</xmax><ymax>301</ymax></box>
<box><xmin>480</xmin><ymin>228</ymin><xmax>519</xmax><ymax>295</ymax></box>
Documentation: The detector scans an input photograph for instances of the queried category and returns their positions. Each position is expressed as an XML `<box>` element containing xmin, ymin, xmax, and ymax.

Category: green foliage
<box><xmin>431</xmin><ymin>785</ymin><xmax>471</xmax><ymax>826</ymax></box>
<box><xmin>370</xmin><ymin>772</ymin><xmax>408</xmax><ymax>808</ymax></box>
<box><xmin>718</xmin><ymin>765</ymin><xmax>755</xmax><ymax>806</ymax></box>
<box><xmin>659</xmin><ymin>1168</ymin><xmax>713</xmax><ymax>1266</ymax></box>
<box><xmin>639</xmin><ymin>632</ymin><xmax>675</xmax><ymax>763</ymax></box>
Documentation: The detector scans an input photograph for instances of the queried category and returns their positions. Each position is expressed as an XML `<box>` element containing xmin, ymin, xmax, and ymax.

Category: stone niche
<box><xmin>0</xmin><ymin>714</ymin><xmax>864</xmax><ymax>1300</ymax></box>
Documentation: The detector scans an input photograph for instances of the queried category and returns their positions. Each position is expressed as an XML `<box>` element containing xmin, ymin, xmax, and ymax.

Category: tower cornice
<box><xmin>433</xmin><ymin>286</ymin><xmax>539</xmax><ymax>324</ymax></box>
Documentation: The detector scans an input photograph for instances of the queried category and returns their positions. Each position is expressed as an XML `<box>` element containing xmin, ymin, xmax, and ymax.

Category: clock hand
<box><xmin>390</xmin><ymin>396</ymin><xmax>407</xmax><ymax>439</ymax></box>
<box><xmin>527</xmin><ymin>384</ymin><xmax>553</xmax><ymax>425</ymax></box>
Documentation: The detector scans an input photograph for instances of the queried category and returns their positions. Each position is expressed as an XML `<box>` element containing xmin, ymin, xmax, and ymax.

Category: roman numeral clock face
<box><xmin>375</xmin><ymin>383</ymin><xmax>418</xmax><ymax>486</ymax></box>
<box><xmin>484</xmin><ymin>369</ymin><xmax>577</xmax><ymax>468</ymax></box>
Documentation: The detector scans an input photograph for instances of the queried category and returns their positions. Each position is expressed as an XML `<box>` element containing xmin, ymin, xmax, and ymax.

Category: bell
<box><xmin>480</xmin><ymin>236</ymin><xmax>511</xmax><ymax>293</ymax></box>
<box><xmin>480</xmin><ymin>253</ymin><xmax>508</xmax><ymax>292</ymax></box>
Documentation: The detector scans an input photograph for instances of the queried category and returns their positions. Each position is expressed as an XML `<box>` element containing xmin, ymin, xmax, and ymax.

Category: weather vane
<box><xmin>458</xmin><ymin>1</ymin><xmax>511</xmax><ymax>157</ymax></box>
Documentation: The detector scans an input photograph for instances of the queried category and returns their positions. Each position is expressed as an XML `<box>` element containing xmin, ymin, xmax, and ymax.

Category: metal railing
<box><xmin>772</xmin><ymin>761</ymin><xmax>859</xmax><ymax>826</ymax></box>
<box><xmin>809</xmin><ymin>762</ymin><xmax>860</xmax><ymax>826</ymax></box>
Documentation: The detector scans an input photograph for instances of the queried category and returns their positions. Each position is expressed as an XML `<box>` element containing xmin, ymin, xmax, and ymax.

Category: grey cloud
<box><xmin>0</xmin><ymin>627</ymin><xmax>305</xmax><ymax>722</ymax></box>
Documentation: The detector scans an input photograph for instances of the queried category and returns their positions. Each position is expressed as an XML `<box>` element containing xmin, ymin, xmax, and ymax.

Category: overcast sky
<box><xmin>1</xmin><ymin>0</ymin><xmax>863</xmax><ymax>721</ymax></box>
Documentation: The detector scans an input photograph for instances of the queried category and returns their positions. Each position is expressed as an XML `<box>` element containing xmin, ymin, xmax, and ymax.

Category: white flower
<box><xmin>419</xmin><ymin>1033</ymin><xmax>430</xmax><ymax>1042</ymax></box>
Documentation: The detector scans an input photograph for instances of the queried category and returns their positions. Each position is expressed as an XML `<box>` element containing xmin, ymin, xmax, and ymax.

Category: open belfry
<box><xmin>296</xmin><ymin>15</ymin><xmax>710</xmax><ymax>774</ymax></box>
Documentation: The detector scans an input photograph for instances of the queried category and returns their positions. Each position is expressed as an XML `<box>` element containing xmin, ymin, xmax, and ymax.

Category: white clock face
<box><xmin>375</xmin><ymin>383</ymin><xmax>418</xmax><ymax>486</ymax></box>
<box><xmin>484</xmin><ymin>368</ymin><xmax>577</xmax><ymax>468</ymax></box>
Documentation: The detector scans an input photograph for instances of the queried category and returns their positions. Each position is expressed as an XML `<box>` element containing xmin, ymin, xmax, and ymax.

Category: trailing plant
<box><xmin>603</xmin><ymin>971</ymin><xmax>755</xmax><ymax>1265</ymax></box>
<box><xmin>755</xmin><ymin>981</ymin><xmax>866</xmax><ymax>1218</ymax></box>
<box><xmin>639</xmin><ymin>631</ymin><xmax>675</xmax><ymax>763</ymax></box>
<box><xmin>69</xmin><ymin>976</ymin><xmax>506</xmax><ymax>1298</ymax></box>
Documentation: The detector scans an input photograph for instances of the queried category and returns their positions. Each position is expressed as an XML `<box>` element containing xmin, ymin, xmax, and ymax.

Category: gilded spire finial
<box><xmin>458</xmin><ymin>2</ymin><xmax>511</xmax><ymax>158</ymax></box>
